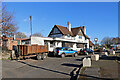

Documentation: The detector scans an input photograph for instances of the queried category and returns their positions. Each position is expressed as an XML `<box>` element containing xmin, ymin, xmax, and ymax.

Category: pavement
<box><xmin>79</xmin><ymin>55</ymin><xmax>120</xmax><ymax>80</ymax></box>
<box><xmin>2</xmin><ymin>55</ymin><xmax>86</xmax><ymax>79</ymax></box>
<box><xmin>83</xmin><ymin>67</ymin><xmax>100</xmax><ymax>77</ymax></box>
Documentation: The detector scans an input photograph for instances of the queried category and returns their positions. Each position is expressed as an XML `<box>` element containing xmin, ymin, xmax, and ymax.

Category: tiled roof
<box><xmin>49</xmin><ymin>24</ymin><xmax>90</xmax><ymax>39</ymax></box>
<box><xmin>79</xmin><ymin>27</ymin><xmax>89</xmax><ymax>39</ymax></box>
<box><xmin>71</xmin><ymin>27</ymin><xmax>81</xmax><ymax>36</ymax></box>
<box><xmin>89</xmin><ymin>40</ymin><xmax>94</xmax><ymax>46</ymax></box>
<box><xmin>55</xmin><ymin>25</ymin><xmax>73</xmax><ymax>36</ymax></box>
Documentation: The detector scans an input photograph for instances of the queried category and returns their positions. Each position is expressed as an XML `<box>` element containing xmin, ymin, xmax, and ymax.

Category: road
<box><xmin>2</xmin><ymin>55</ymin><xmax>86</xmax><ymax>78</ymax></box>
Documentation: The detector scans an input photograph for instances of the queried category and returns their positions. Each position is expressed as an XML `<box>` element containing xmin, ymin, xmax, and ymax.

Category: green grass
<box><xmin>2</xmin><ymin>57</ymin><xmax>11</xmax><ymax>60</ymax></box>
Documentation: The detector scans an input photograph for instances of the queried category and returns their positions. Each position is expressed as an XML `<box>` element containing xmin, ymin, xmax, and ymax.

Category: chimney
<box><xmin>13</xmin><ymin>35</ymin><xmax>16</xmax><ymax>40</ymax></box>
<box><xmin>67</xmin><ymin>22</ymin><xmax>71</xmax><ymax>32</ymax></box>
<box><xmin>82</xmin><ymin>26</ymin><xmax>86</xmax><ymax>34</ymax></box>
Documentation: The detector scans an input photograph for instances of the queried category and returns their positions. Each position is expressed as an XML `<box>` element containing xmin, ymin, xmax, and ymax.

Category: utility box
<box><xmin>91</xmin><ymin>54</ymin><xmax>99</xmax><ymax>61</ymax></box>
<box><xmin>104</xmin><ymin>52</ymin><xmax>108</xmax><ymax>56</ymax></box>
<box><xmin>112</xmin><ymin>51</ymin><xmax>115</xmax><ymax>55</ymax></box>
<box><xmin>110</xmin><ymin>50</ymin><xmax>115</xmax><ymax>55</ymax></box>
<box><xmin>83</xmin><ymin>58</ymin><xmax>91</xmax><ymax>67</ymax></box>
<box><xmin>11</xmin><ymin>50</ymin><xmax>15</xmax><ymax>59</ymax></box>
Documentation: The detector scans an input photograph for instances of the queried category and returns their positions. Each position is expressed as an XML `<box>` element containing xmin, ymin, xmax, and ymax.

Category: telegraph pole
<box><xmin>30</xmin><ymin>16</ymin><xmax>32</xmax><ymax>37</ymax></box>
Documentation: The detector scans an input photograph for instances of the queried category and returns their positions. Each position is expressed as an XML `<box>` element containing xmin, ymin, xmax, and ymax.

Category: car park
<box><xmin>53</xmin><ymin>47</ymin><xmax>78</xmax><ymax>58</ymax></box>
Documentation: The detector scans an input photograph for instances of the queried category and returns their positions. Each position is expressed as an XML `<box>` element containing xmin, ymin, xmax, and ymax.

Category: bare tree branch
<box><xmin>32</xmin><ymin>32</ymin><xmax>43</xmax><ymax>37</ymax></box>
<box><xmin>1</xmin><ymin>5</ymin><xmax>18</xmax><ymax>37</ymax></box>
<box><xmin>16</xmin><ymin>32</ymin><xmax>27</xmax><ymax>38</ymax></box>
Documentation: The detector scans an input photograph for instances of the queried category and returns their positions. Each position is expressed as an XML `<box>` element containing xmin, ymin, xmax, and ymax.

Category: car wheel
<box><xmin>44</xmin><ymin>53</ymin><xmax>47</xmax><ymax>58</ymax></box>
<box><xmin>61</xmin><ymin>53</ymin><xmax>65</xmax><ymax>58</ymax></box>
<box><xmin>36</xmin><ymin>54</ymin><xmax>41</xmax><ymax>60</ymax></box>
<box><xmin>36</xmin><ymin>53</ymin><xmax>44</xmax><ymax>60</ymax></box>
<box><xmin>74</xmin><ymin>53</ymin><xmax>78</xmax><ymax>57</ymax></box>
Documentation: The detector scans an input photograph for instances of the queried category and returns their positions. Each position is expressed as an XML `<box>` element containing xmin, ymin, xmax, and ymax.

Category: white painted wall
<box><xmin>73</xmin><ymin>43</ymin><xmax>76</xmax><ymax>50</ymax></box>
<box><xmin>57</xmin><ymin>42</ymin><xmax>62</xmax><ymax>47</ymax></box>
<box><xmin>75</xmin><ymin>35</ymin><xmax>85</xmax><ymax>43</ymax></box>
<box><xmin>86</xmin><ymin>39</ymin><xmax>89</xmax><ymax>48</ymax></box>
<box><xmin>29</xmin><ymin>36</ymin><xmax>90</xmax><ymax>52</ymax></box>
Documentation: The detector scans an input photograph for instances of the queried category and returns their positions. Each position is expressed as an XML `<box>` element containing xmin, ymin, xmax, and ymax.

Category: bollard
<box><xmin>83</xmin><ymin>58</ymin><xmax>91</xmax><ymax>67</ymax></box>
<box><xmin>110</xmin><ymin>49</ymin><xmax>113</xmax><ymax>55</ymax></box>
<box><xmin>11</xmin><ymin>50</ymin><xmax>15</xmax><ymax>60</ymax></box>
<box><xmin>104</xmin><ymin>52</ymin><xmax>108</xmax><ymax>56</ymax></box>
<box><xmin>112</xmin><ymin>50</ymin><xmax>115</xmax><ymax>55</ymax></box>
<box><xmin>91</xmin><ymin>54</ymin><xmax>99</xmax><ymax>61</ymax></box>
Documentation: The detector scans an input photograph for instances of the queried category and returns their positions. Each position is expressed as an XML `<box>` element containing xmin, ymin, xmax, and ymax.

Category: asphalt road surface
<box><xmin>2</xmin><ymin>55</ymin><xmax>86</xmax><ymax>78</ymax></box>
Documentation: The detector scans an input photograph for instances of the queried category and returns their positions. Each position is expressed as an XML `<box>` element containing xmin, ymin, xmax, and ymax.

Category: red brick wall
<box><xmin>0</xmin><ymin>39</ymin><xmax>2</xmax><ymax>47</ymax></box>
<box><xmin>7</xmin><ymin>40</ymin><xmax>18</xmax><ymax>50</ymax></box>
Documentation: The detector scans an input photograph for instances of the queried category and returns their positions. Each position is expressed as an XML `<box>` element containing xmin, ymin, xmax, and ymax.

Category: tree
<box><xmin>16</xmin><ymin>32</ymin><xmax>27</xmax><ymax>38</ymax></box>
<box><xmin>112</xmin><ymin>37</ymin><xmax>120</xmax><ymax>45</ymax></box>
<box><xmin>32</xmin><ymin>32</ymin><xmax>43</xmax><ymax>37</ymax></box>
<box><xmin>2</xmin><ymin>5</ymin><xmax>18</xmax><ymax>37</ymax></box>
<box><xmin>101</xmin><ymin>37</ymin><xmax>113</xmax><ymax>48</ymax></box>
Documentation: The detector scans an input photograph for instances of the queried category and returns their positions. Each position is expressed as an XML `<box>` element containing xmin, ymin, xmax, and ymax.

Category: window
<box><xmin>63</xmin><ymin>48</ymin><xmax>68</xmax><ymax>50</ymax></box>
<box><xmin>57</xmin><ymin>42</ymin><xmax>59</xmax><ymax>45</ymax></box>
<box><xmin>77</xmin><ymin>44</ymin><xmax>84</xmax><ymax>48</ymax></box>
<box><xmin>25</xmin><ymin>41</ymin><xmax>29</xmax><ymax>44</ymax></box>
<box><xmin>53</xmin><ymin>28</ymin><xmax>60</xmax><ymax>34</ymax></box>
<box><xmin>79</xmin><ymin>36</ymin><xmax>82</xmax><ymax>39</ymax></box>
<box><xmin>67</xmin><ymin>34</ymin><xmax>70</xmax><ymax>37</ymax></box>
<box><xmin>50</xmin><ymin>42</ymin><xmax>54</xmax><ymax>47</ymax></box>
<box><xmin>68</xmin><ymin>48</ymin><xmax>72</xmax><ymax>50</ymax></box>
<box><xmin>44</xmin><ymin>41</ymin><xmax>48</xmax><ymax>45</ymax></box>
<box><xmin>50</xmin><ymin>34</ymin><xmax>62</xmax><ymax>38</ymax></box>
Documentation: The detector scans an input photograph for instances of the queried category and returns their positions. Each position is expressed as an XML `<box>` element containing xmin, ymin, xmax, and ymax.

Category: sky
<box><xmin>3</xmin><ymin>2</ymin><xmax>118</xmax><ymax>43</ymax></box>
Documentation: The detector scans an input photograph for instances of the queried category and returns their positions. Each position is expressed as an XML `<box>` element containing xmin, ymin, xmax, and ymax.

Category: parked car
<box><xmin>80</xmin><ymin>48</ymin><xmax>94</xmax><ymax>55</ymax></box>
<box><xmin>53</xmin><ymin>47</ymin><xmax>78</xmax><ymax>58</ymax></box>
<box><xmin>94</xmin><ymin>48</ymin><xmax>108</xmax><ymax>52</ymax></box>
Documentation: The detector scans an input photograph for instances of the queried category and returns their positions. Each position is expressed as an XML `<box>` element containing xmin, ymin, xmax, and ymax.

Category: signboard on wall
<box><xmin>31</xmin><ymin>37</ymin><xmax>44</xmax><ymax>45</ymax></box>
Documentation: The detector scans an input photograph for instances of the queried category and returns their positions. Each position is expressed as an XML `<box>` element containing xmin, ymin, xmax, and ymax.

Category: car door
<box><xmin>68</xmin><ymin>48</ymin><xmax>74</xmax><ymax>54</ymax></box>
<box><xmin>63</xmin><ymin>48</ymin><xmax>70</xmax><ymax>55</ymax></box>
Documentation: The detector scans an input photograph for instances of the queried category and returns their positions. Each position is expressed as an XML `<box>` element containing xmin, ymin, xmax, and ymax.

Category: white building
<box><xmin>22</xmin><ymin>22</ymin><xmax>94</xmax><ymax>52</ymax></box>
